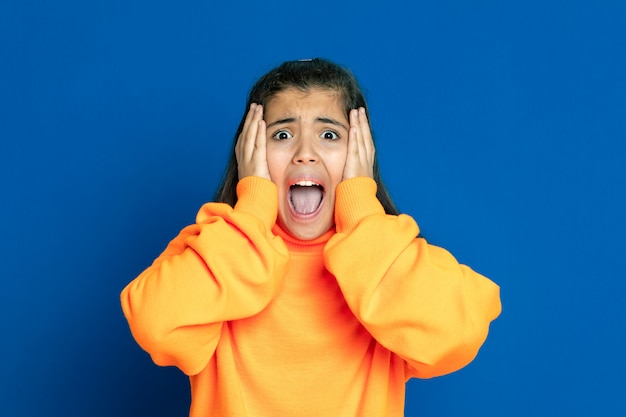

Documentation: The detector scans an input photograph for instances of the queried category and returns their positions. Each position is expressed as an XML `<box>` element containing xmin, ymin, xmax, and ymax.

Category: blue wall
<box><xmin>2</xmin><ymin>1</ymin><xmax>624</xmax><ymax>416</ymax></box>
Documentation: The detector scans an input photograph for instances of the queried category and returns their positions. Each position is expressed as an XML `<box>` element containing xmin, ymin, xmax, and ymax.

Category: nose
<box><xmin>292</xmin><ymin>137</ymin><xmax>319</xmax><ymax>165</ymax></box>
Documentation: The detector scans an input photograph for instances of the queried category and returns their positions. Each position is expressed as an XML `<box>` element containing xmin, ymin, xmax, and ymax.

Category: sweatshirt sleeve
<box><xmin>323</xmin><ymin>177</ymin><xmax>501</xmax><ymax>379</ymax></box>
<box><xmin>120</xmin><ymin>177</ymin><xmax>289</xmax><ymax>376</ymax></box>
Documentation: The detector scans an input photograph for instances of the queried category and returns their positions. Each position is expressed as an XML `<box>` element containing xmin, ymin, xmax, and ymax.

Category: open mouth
<box><xmin>289</xmin><ymin>181</ymin><xmax>324</xmax><ymax>215</ymax></box>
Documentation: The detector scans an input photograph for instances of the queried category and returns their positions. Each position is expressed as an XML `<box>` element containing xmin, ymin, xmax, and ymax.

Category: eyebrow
<box><xmin>266</xmin><ymin>117</ymin><xmax>348</xmax><ymax>131</ymax></box>
<box><xmin>317</xmin><ymin>117</ymin><xmax>349</xmax><ymax>131</ymax></box>
<box><xmin>266</xmin><ymin>117</ymin><xmax>296</xmax><ymax>129</ymax></box>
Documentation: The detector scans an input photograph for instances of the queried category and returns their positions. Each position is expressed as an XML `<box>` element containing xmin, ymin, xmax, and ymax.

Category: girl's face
<box><xmin>264</xmin><ymin>87</ymin><xmax>349</xmax><ymax>240</ymax></box>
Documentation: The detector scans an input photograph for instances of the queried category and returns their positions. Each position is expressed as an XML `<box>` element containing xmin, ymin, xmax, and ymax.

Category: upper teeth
<box><xmin>294</xmin><ymin>181</ymin><xmax>318</xmax><ymax>186</ymax></box>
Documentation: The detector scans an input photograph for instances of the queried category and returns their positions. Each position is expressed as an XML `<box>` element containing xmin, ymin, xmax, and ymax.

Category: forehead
<box><xmin>264</xmin><ymin>88</ymin><xmax>345</xmax><ymax>118</ymax></box>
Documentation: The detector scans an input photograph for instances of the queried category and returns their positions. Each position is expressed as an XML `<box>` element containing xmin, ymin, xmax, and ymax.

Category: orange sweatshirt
<box><xmin>121</xmin><ymin>176</ymin><xmax>501</xmax><ymax>417</ymax></box>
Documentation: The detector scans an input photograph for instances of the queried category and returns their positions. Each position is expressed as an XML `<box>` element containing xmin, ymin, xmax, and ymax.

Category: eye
<box><xmin>272</xmin><ymin>130</ymin><xmax>293</xmax><ymax>140</ymax></box>
<box><xmin>321</xmin><ymin>130</ymin><xmax>339</xmax><ymax>140</ymax></box>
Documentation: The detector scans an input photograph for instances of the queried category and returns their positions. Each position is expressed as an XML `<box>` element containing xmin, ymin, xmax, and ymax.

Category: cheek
<box><xmin>326</xmin><ymin>148</ymin><xmax>347</xmax><ymax>179</ymax></box>
<box><xmin>265</xmin><ymin>147</ymin><xmax>282</xmax><ymax>179</ymax></box>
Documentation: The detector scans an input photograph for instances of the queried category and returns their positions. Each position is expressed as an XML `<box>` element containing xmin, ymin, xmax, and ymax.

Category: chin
<box><xmin>288</xmin><ymin>228</ymin><xmax>320</xmax><ymax>241</ymax></box>
<box><xmin>281</xmin><ymin>221</ymin><xmax>332</xmax><ymax>241</ymax></box>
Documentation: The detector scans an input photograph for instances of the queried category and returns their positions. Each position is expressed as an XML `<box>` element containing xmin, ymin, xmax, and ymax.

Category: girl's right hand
<box><xmin>235</xmin><ymin>103</ymin><xmax>271</xmax><ymax>180</ymax></box>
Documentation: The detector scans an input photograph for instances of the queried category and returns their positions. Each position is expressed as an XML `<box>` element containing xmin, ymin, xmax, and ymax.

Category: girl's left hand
<box><xmin>343</xmin><ymin>107</ymin><xmax>375</xmax><ymax>180</ymax></box>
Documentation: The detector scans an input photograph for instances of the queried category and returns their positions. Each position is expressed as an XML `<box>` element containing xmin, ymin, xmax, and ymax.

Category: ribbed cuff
<box><xmin>334</xmin><ymin>177</ymin><xmax>385</xmax><ymax>233</ymax></box>
<box><xmin>234</xmin><ymin>176</ymin><xmax>278</xmax><ymax>231</ymax></box>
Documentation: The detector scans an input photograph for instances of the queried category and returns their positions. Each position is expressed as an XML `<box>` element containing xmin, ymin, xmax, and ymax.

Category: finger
<box><xmin>352</xmin><ymin>109</ymin><xmax>368</xmax><ymax>168</ymax></box>
<box><xmin>242</xmin><ymin>105</ymin><xmax>264</xmax><ymax>162</ymax></box>
<box><xmin>343</xmin><ymin>126</ymin><xmax>359</xmax><ymax>180</ymax></box>
<box><xmin>343</xmin><ymin>109</ymin><xmax>360</xmax><ymax>179</ymax></box>
<box><xmin>237</xmin><ymin>103</ymin><xmax>260</xmax><ymax>157</ymax></box>
<box><xmin>348</xmin><ymin>109</ymin><xmax>360</xmax><ymax>158</ymax></box>
<box><xmin>351</xmin><ymin>108</ymin><xmax>375</xmax><ymax>178</ymax></box>
<box><xmin>254</xmin><ymin>118</ymin><xmax>270</xmax><ymax>179</ymax></box>
<box><xmin>358</xmin><ymin>107</ymin><xmax>375</xmax><ymax>161</ymax></box>
<box><xmin>254</xmin><ymin>105</ymin><xmax>266</xmax><ymax>163</ymax></box>
<box><xmin>236</xmin><ymin>104</ymin><xmax>264</xmax><ymax>179</ymax></box>
<box><xmin>236</xmin><ymin>103</ymin><xmax>256</xmax><ymax>149</ymax></box>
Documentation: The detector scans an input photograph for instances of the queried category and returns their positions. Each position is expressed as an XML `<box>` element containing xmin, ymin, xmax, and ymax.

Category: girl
<box><xmin>121</xmin><ymin>58</ymin><xmax>501</xmax><ymax>417</ymax></box>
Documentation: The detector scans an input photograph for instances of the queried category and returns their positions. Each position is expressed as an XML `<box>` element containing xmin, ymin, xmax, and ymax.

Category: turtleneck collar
<box><xmin>271</xmin><ymin>223</ymin><xmax>335</xmax><ymax>254</ymax></box>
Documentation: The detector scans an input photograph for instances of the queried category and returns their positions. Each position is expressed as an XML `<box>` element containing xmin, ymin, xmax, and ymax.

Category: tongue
<box><xmin>290</xmin><ymin>186</ymin><xmax>323</xmax><ymax>214</ymax></box>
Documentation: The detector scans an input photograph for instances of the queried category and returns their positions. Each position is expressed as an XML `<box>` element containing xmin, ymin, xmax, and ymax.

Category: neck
<box><xmin>272</xmin><ymin>224</ymin><xmax>335</xmax><ymax>254</ymax></box>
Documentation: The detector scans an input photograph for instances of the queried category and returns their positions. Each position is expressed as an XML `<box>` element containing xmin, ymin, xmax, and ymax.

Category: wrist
<box><xmin>334</xmin><ymin>177</ymin><xmax>385</xmax><ymax>233</ymax></box>
<box><xmin>235</xmin><ymin>177</ymin><xmax>278</xmax><ymax>230</ymax></box>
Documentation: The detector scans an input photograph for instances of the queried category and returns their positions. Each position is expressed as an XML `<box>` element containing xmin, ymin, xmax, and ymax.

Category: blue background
<box><xmin>2</xmin><ymin>1</ymin><xmax>624</xmax><ymax>416</ymax></box>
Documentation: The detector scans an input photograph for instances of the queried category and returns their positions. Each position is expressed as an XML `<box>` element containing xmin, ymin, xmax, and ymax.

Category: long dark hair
<box><xmin>214</xmin><ymin>58</ymin><xmax>398</xmax><ymax>215</ymax></box>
